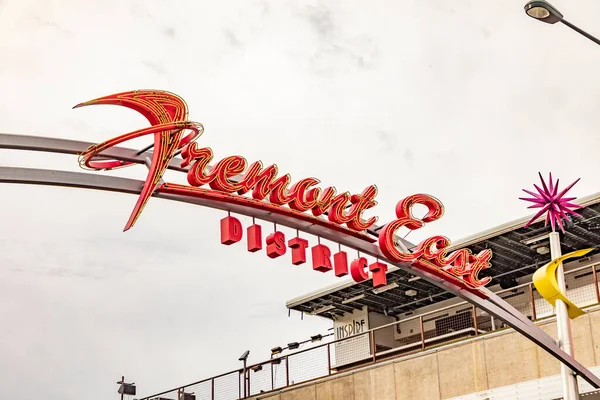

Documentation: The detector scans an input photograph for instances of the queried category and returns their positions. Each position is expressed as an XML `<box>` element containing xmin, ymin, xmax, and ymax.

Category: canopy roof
<box><xmin>286</xmin><ymin>191</ymin><xmax>600</xmax><ymax>319</ymax></box>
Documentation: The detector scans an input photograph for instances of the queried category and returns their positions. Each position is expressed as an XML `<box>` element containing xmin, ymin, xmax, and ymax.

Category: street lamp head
<box><xmin>238</xmin><ymin>350</ymin><xmax>250</xmax><ymax>361</ymax></box>
<box><xmin>524</xmin><ymin>1</ymin><xmax>563</xmax><ymax>24</ymax></box>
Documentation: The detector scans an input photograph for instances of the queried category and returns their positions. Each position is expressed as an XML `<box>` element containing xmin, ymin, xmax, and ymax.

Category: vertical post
<box><xmin>177</xmin><ymin>388</ymin><xmax>181</xmax><ymax>400</ymax></box>
<box><xmin>271</xmin><ymin>361</ymin><xmax>274</xmax><ymax>391</ymax></box>
<box><xmin>285</xmin><ymin>357</ymin><xmax>290</xmax><ymax>387</ymax></box>
<box><xmin>242</xmin><ymin>359</ymin><xmax>247</xmax><ymax>398</ymax></box>
<box><xmin>592</xmin><ymin>264</ymin><xmax>600</xmax><ymax>304</ymax></box>
<box><xmin>327</xmin><ymin>343</ymin><xmax>332</xmax><ymax>375</ymax></box>
<box><xmin>370</xmin><ymin>331</ymin><xmax>377</xmax><ymax>363</ymax></box>
<box><xmin>529</xmin><ymin>283</ymin><xmax>537</xmax><ymax>321</ymax></box>
<box><xmin>419</xmin><ymin>316</ymin><xmax>425</xmax><ymax>350</ymax></box>
<box><xmin>472</xmin><ymin>306</ymin><xmax>479</xmax><ymax>335</ymax></box>
<box><xmin>247</xmin><ymin>369</ymin><xmax>251</xmax><ymax>398</ymax></box>
<box><xmin>120</xmin><ymin>376</ymin><xmax>125</xmax><ymax>400</ymax></box>
<box><xmin>550</xmin><ymin>231</ymin><xmax>579</xmax><ymax>400</ymax></box>
<box><xmin>212</xmin><ymin>378</ymin><xmax>215</xmax><ymax>400</ymax></box>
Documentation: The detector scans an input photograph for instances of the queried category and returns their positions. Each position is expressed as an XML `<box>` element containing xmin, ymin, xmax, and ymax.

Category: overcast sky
<box><xmin>2</xmin><ymin>0</ymin><xmax>600</xmax><ymax>399</ymax></box>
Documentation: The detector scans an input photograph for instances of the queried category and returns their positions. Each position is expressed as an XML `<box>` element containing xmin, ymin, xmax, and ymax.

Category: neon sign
<box><xmin>75</xmin><ymin>90</ymin><xmax>492</xmax><ymax>291</ymax></box>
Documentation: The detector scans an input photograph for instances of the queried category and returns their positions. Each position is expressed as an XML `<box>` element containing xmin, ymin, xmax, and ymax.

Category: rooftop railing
<box><xmin>139</xmin><ymin>263</ymin><xmax>600</xmax><ymax>400</ymax></box>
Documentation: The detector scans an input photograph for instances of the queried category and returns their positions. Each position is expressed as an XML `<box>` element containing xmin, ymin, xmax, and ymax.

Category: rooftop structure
<box><xmin>137</xmin><ymin>191</ymin><xmax>600</xmax><ymax>400</ymax></box>
<box><xmin>286</xmin><ymin>191</ymin><xmax>600</xmax><ymax>320</ymax></box>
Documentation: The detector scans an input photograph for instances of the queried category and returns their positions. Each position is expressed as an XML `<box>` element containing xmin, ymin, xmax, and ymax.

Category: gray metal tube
<box><xmin>550</xmin><ymin>231</ymin><xmax>580</xmax><ymax>399</ymax></box>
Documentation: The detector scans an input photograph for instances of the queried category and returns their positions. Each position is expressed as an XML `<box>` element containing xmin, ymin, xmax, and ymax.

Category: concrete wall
<box><xmin>252</xmin><ymin>307</ymin><xmax>600</xmax><ymax>400</ymax></box>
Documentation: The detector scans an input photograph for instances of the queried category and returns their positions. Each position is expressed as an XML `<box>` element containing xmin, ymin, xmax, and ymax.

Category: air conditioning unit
<box><xmin>181</xmin><ymin>393</ymin><xmax>196</xmax><ymax>400</ymax></box>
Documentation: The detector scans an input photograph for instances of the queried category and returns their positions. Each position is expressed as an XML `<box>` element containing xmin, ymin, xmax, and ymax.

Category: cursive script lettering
<box><xmin>379</xmin><ymin>194</ymin><xmax>492</xmax><ymax>288</ymax></box>
<box><xmin>182</xmin><ymin>142</ymin><xmax>378</xmax><ymax>233</ymax></box>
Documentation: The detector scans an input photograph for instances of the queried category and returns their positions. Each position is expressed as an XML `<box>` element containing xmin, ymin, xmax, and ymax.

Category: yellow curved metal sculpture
<box><xmin>532</xmin><ymin>248</ymin><xmax>593</xmax><ymax>319</ymax></box>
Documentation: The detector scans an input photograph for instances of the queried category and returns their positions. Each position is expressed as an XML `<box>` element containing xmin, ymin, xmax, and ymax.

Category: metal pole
<box><xmin>472</xmin><ymin>306</ymin><xmax>479</xmax><ymax>335</ymax></box>
<box><xmin>420</xmin><ymin>316</ymin><xmax>425</xmax><ymax>350</ymax></box>
<box><xmin>592</xmin><ymin>264</ymin><xmax>600</xmax><ymax>304</ymax></box>
<box><xmin>243</xmin><ymin>359</ymin><xmax>247</xmax><ymax>398</ymax></box>
<box><xmin>285</xmin><ymin>357</ymin><xmax>290</xmax><ymax>387</ymax></box>
<box><xmin>271</xmin><ymin>361</ymin><xmax>274</xmax><ymax>390</ymax></box>
<box><xmin>370</xmin><ymin>331</ymin><xmax>377</xmax><ymax>363</ymax></box>
<box><xmin>327</xmin><ymin>343</ymin><xmax>332</xmax><ymax>375</ymax></box>
<box><xmin>121</xmin><ymin>376</ymin><xmax>125</xmax><ymax>400</ymax></box>
<box><xmin>530</xmin><ymin>283</ymin><xmax>537</xmax><ymax>321</ymax></box>
<box><xmin>550</xmin><ymin>231</ymin><xmax>580</xmax><ymax>400</ymax></box>
<box><xmin>561</xmin><ymin>19</ymin><xmax>600</xmax><ymax>47</ymax></box>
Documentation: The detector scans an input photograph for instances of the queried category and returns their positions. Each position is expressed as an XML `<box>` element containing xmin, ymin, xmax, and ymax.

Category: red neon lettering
<box><xmin>78</xmin><ymin>90</ymin><xmax>493</xmax><ymax>294</ymax></box>
<box><xmin>350</xmin><ymin>257</ymin><xmax>369</xmax><ymax>283</ymax></box>
<box><xmin>247</xmin><ymin>165</ymin><xmax>279</xmax><ymax>200</ymax></box>
<box><xmin>334</xmin><ymin>251</ymin><xmax>349</xmax><ymax>277</ymax></box>
<box><xmin>432</xmin><ymin>245</ymin><xmax>492</xmax><ymax>287</ymax></box>
<box><xmin>185</xmin><ymin>144</ymin><xmax>215</xmax><ymax>187</ymax></box>
<box><xmin>182</xmin><ymin>146</ymin><xmax>378</xmax><ymax>233</ymax></box>
<box><xmin>247</xmin><ymin>224</ymin><xmax>262</xmax><ymax>253</ymax></box>
<box><xmin>288</xmin><ymin>237</ymin><xmax>309</xmax><ymax>265</ymax></box>
<box><xmin>311</xmin><ymin>244</ymin><xmax>332</xmax><ymax>273</ymax></box>
<box><xmin>369</xmin><ymin>261</ymin><xmax>388</xmax><ymax>288</ymax></box>
<box><xmin>209</xmin><ymin>156</ymin><xmax>247</xmax><ymax>192</ymax></box>
<box><xmin>346</xmin><ymin>185</ymin><xmax>379</xmax><ymax>231</ymax></box>
<box><xmin>306</xmin><ymin>187</ymin><xmax>336</xmax><ymax>217</ymax></box>
<box><xmin>266</xmin><ymin>231</ymin><xmax>286</xmax><ymax>258</ymax></box>
<box><xmin>379</xmin><ymin>194</ymin><xmax>445</xmax><ymax>262</ymax></box>
<box><xmin>288</xmin><ymin>178</ymin><xmax>320</xmax><ymax>212</ymax></box>
<box><xmin>236</xmin><ymin>161</ymin><xmax>263</xmax><ymax>195</ymax></box>
<box><xmin>220</xmin><ymin>216</ymin><xmax>242</xmax><ymax>245</ymax></box>
<box><xmin>462</xmin><ymin>250</ymin><xmax>492</xmax><ymax>287</ymax></box>
<box><xmin>268</xmin><ymin>174</ymin><xmax>294</xmax><ymax>205</ymax></box>
<box><xmin>327</xmin><ymin>192</ymin><xmax>352</xmax><ymax>225</ymax></box>
<box><xmin>378</xmin><ymin>194</ymin><xmax>492</xmax><ymax>288</ymax></box>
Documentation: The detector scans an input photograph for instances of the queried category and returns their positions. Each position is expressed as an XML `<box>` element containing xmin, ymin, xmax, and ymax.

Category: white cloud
<box><xmin>2</xmin><ymin>0</ymin><xmax>600</xmax><ymax>399</ymax></box>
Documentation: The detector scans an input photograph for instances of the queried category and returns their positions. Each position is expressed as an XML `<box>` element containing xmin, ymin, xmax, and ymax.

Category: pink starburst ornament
<box><xmin>520</xmin><ymin>173</ymin><xmax>583</xmax><ymax>233</ymax></box>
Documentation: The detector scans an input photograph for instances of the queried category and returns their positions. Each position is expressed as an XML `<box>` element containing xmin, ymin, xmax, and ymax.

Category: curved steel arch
<box><xmin>1</xmin><ymin>135</ymin><xmax>599</xmax><ymax>388</ymax></box>
<box><xmin>0</xmin><ymin>166</ymin><xmax>376</xmax><ymax>249</ymax></box>
<box><xmin>0</xmin><ymin>132</ymin><xmax>188</xmax><ymax>172</ymax></box>
<box><xmin>0</xmin><ymin>133</ymin><xmax>398</xmax><ymax>244</ymax></box>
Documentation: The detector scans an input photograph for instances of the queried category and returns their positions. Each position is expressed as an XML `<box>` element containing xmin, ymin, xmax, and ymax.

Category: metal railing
<box><xmin>139</xmin><ymin>264</ymin><xmax>600</xmax><ymax>400</ymax></box>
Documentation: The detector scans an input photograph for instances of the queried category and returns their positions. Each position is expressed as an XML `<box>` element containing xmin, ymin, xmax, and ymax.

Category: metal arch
<box><xmin>1</xmin><ymin>165</ymin><xmax>599</xmax><ymax>388</ymax></box>
<box><xmin>0</xmin><ymin>132</ymin><xmax>188</xmax><ymax>172</ymax></box>
<box><xmin>0</xmin><ymin>166</ymin><xmax>380</xmax><ymax>249</ymax></box>
<box><xmin>0</xmin><ymin>133</ymin><xmax>413</xmax><ymax>248</ymax></box>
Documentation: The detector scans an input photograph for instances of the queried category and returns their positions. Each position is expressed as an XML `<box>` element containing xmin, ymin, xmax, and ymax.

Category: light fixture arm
<box><xmin>560</xmin><ymin>19</ymin><xmax>600</xmax><ymax>46</ymax></box>
<box><xmin>524</xmin><ymin>1</ymin><xmax>600</xmax><ymax>46</ymax></box>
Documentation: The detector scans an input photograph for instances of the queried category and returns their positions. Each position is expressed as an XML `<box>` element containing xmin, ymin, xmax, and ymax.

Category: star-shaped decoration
<box><xmin>520</xmin><ymin>172</ymin><xmax>582</xmax><ymax>233</ymax></box>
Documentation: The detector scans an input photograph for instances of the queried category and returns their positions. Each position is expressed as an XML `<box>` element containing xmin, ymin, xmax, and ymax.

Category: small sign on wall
<box><xmin>333</xmin><ymin>307</ymin><xmax>371</xmax><ymax>367</ymax></box>
<box><xmin>334</xmin><ymin>307</ymin><xmax>369</xmax><ymax>340</ymax></box>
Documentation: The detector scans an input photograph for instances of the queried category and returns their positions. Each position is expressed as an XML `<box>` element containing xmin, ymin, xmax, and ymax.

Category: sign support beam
<box><xmin>550</xmin><ymin>231</ymin><xmax>580</xmax><ymax>400</ymax></box>
<box><xmin>1</xmin><ymin>166</ymin><xmax>599</xmax><ymax>388</ymax></box>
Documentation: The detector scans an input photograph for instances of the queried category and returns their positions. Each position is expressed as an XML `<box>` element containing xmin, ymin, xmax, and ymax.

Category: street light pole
<box><xmin>238</xmin><ymin>350</ymin><xmax>250</xmax><ymax>398</ymax></box>
<box><xmin>560</xmin><ymin>19</ymin><xmax>600</xmax><ymax>46</ymax></box>
<box><xmin>549</xmin><ymin>232</ymin><xmax>579</xmax><ymax>400</ymax></box>
<box><xmin>243</xmin><ymin>358</ymin><xmax>247</xmax><ymax>397</ymax></box>
<box><xmin>524</xmin><ymin>1</ymin><xmax>600</xmax><ymax>46</ymax></box>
